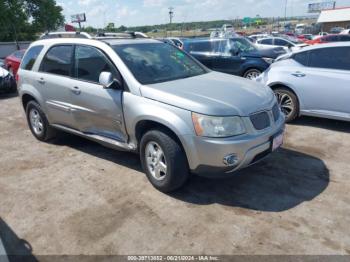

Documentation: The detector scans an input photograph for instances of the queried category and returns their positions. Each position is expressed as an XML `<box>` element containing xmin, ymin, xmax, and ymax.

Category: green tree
<box><xmin>26</xmin><ymin>0</ymin><xmax>65</xmax><ymax>32</ymax></box>
<box><xmin>0</xmin><ymin>0</ymin><xmax>64</xmax><ymax>42</ymax></box>
<box><xmin>0</xmin><ymin>0</ymin><xmax>34</xmax><ymax>43</ymax></box>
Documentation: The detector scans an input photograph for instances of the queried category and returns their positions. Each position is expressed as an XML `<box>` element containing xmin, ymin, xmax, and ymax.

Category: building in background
<box><xmin>317</xmin><ymin>7</ymin><xmax>350</xmax><ymax>32</ymax></box>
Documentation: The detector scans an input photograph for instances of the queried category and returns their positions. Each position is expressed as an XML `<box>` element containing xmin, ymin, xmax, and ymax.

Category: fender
<box><xmin>122</xmin><ymin>92</ymin><xmax>194</xmax><ymax>155</ymax></box>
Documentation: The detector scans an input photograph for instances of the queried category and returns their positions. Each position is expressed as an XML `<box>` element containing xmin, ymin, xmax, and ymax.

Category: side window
<box><xmin>275</xmin><ymin>39</ymin><xmax>289</xmax><ymax>47</ymax></box>
<box><xmin>20</xmin><ymin>45</ymin><xmax>44</xmax><ymax>71</ymax></box>
<box><xmin>293</xmin><ymin>51</ymin><xmax>309</xmax><ymax>66</ymax></box>
<box><xmin>74</xmin><ymin>45</ymin><xmax>118</xmax><ymax>83</ymax></box>
<box><xmin>212</xmin><ymin>40</ymin><xmax>227</xmax><ymax>54</ymax></box>
<box><xmin>309</xmin><ymin>47</ymin><xmax>350</xmax><ymax>70</ymax></box>
<box><xmin>190</xmin><ymin>42</ymin><xmax>212</xmax><ymax>52</ymax></box>
<box><xmin>260</xmin><ymin>39</ymin><xmax>273</xmax><ymax>45</ymax></box>
<box><xmin>40</xmin><ymin>45</ymin><xmax>73</xmax><ymax>77</ymax></box>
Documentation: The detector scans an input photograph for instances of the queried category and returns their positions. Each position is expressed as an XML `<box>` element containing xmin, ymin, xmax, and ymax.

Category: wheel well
<box><xmin>269</xmin><ymin>84</ymin><xmax>301</xmax><ymax>112</ymax></box>
<box><xmin>135</xmin><ymin>120</ymin><xmax>188</xmax><ymax>158</ymax></box>
<box><xmin>270</xmin><ymin>84</ymin><xmax>298</xmax><ymax>97</ymax></box>
<box><xmin>22</xmin><ymin>94</ymin><xmax>37</xmax><ymax>110</ymax></box>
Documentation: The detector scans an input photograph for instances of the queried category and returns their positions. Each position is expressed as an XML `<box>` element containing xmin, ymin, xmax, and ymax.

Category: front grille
<box><xmin>272</xmin><ymin>103</ymin><xmax>280</xmax><ymax>122</ymax></box>
<box><xmin>250</xmin><ymin>111</ymin><xmax>271</xmax><ymax>130</ymax></box>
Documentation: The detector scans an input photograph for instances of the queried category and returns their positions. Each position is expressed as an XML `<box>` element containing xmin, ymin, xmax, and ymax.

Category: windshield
<box><xmin>113</xmin><ymin>43</ymin><xmax>208</xmax><ymax>85</ymax></box>
<box><xmin>230</xmin><ymin>38</ymin><xmax>257</xmax><ymax>53</ymax></box>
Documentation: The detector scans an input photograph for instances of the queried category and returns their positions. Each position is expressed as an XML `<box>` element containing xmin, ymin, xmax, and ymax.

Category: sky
<box><xmin>57</xmin><ymin>0</ymin><xmax>350</xmax><ymax>28</ymax></box>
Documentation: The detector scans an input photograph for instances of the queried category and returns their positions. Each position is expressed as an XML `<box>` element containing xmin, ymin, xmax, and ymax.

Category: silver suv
<box><xmin>17</xmin><ymin>38</ymin><xmax>285</xmax><ymax>192</ymax></box>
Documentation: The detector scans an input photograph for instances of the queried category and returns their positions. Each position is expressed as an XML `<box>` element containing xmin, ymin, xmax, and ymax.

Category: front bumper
<box><xmin>183</xmin><ymin>113</ymin><xmax>285</xmax><ymax>177</ymax></box>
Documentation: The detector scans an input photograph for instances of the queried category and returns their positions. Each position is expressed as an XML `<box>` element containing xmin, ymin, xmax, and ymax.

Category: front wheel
<box><xmin>243</xmin><ymin>69</ymin><xmax>262</xmax><ymax>80</ymax></box>
<box><xmin>274</xmin><ymin>87</ymin><xmax>299</xmax><ymax>122</ymax></box>
<box><xmin>140</xmin><ymin>129</ymin><xmax>189</xmax><ymax>192</ymax></box>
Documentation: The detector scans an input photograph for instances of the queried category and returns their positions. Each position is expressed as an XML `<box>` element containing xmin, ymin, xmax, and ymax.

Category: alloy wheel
<box><xmin>245</xmin><ymin>70</ymin><xmax>261</xmax><ymax>80</ymax></box>
<box><xmin>145</xmin><ymin>141</ymin><xmax>168</xmax><ymax>181</ymax></box>
<box><xmin>275</xmin><ymin>91</ymin><xmax>294</xmax><ymax>118</ymax></box>
<box><xmin>29</xmin><ymin>109</ymin><xmax>44</xmax><ymax>136</ymax></box>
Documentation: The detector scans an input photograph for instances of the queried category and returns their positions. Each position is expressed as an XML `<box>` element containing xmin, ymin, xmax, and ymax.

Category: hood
<box><xmin>140</xmin><ymin>71</ymin><xmax>275</xmax><ymax>116</ymax></box>
<box><xmin>243</xmin><ymin>47</ymin><xmax>286</xmax><ymax>59</ymax></box>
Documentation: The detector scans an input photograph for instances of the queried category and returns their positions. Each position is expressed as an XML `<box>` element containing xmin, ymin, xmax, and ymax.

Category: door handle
<box><xmin>37</xmin><ymin>78</ymin><xmax>45</xmax><ymax>84</ymax></box>
<box><xmin>292</xmin><ymin>72</ymin><xmax>306</xmax><ymax>77</ymax></box>
<box><xmin>71</xmin><ymin>86</ymin><xmax>81</xmax><ymax>95</ymax></box>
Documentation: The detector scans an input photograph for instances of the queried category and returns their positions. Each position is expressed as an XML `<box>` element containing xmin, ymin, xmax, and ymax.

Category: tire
<box><xmin>274</xmin><ymin>87</ymin><xmax>299</xmax><ymax>123</ymax></box>
<box><xmin>243</xmin><ymin>68</ymin><xmax>262</xmax><ymax>79</ymax></box>
<box><xmin>140</xmin><ymin>129</ymin><xmax>189</xmax><ymax>192</ymax></box>
<box><xmin>26</xmin><ymin>101</ymin><xmax>56</xmax><ymax>142</ymax></box>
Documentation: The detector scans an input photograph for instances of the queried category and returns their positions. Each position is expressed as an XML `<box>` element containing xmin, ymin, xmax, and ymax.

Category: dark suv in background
<box><xmin>183</xmin><ymin>38</ymin><xmax>286</xmax><ymax>79</ymax></box>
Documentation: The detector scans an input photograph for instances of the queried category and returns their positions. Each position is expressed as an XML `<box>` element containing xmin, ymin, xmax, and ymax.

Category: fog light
<box><xmin>223</xmin><ymin>154</ymin><xmax>239</xmax><ymax>167</ymax></box>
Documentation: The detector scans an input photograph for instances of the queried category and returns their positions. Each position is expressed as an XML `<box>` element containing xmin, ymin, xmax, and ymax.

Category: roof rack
<box><xmin>95</xmin><ymin>32</ymin><xmax>149</xmax><ymax>39</ymax></box>
<box><xmin>39</xmin><ymin>31</ymin><xmax>92</xmax><ymax>39</ymax></box>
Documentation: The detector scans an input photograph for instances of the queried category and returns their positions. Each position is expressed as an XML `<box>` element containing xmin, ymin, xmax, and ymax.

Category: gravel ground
<box><xmin>0</xmin><ymin>94</ymin><xmax>349</xmax><ymax>256</ymax></box>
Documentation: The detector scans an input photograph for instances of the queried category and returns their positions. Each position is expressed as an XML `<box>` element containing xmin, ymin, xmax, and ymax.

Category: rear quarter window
<box><xmin>20</xmin><ymin>45</ymin><xmax>44</xmax><ymax>71</ymax></box>
<box><xmin>293</xmin><ymin>51</ymin><xmax>309</xmax><ymax>66</ymax></box>
<box><xmin>259</xmin><ymin>39</ymin><xmax>273</xmax><ymax>45</ymax></box>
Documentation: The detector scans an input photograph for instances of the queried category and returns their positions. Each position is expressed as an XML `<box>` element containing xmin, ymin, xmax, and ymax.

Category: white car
<box><xmin>255</xmin><ymin>42</ymin><xmax>350</xmax><ymax>122</ymax></box>
<box><xmin>256</xmin><ymin>37</ymin><xmax>307</xmax><ymax>52</ymax></box>
<box><xmin>340</xmin><ymin>29</ymin><xmax>350</xmax><ymax>35</ymax></box>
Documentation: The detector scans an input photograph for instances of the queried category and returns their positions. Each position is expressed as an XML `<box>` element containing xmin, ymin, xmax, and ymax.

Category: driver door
<box><xmin>69</xmin><ymin>45</ymin><xmax>127</xmax><ymax>142</ymax></box>
<box><xmin>212</xmin><ymin>39</ymin><xmax>244</xmax><ymax>75</ymax></box>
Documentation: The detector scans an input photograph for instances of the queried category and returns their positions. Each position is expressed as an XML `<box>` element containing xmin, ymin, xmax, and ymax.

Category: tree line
<box><xmin>0</xmin><ymin>0</ymin><xmax>64</xmax><ymax>42</ymax></box>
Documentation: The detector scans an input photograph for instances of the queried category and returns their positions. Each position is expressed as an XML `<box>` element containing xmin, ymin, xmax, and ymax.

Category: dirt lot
<box><xmin>0</xmin><ymin>93</ymin><xmax>349</xmax><ymax>256</ymax></box>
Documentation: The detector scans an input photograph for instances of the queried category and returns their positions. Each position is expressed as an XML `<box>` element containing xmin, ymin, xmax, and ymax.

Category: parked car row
<box><xmin>306</xmin><ymin>34</ymin><xmax>350</xmax><ymax>45</ymax></box>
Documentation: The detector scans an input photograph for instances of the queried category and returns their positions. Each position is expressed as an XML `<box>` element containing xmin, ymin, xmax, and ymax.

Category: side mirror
<box><xmin>99</xmin><ymin>72</ymin><xmax>122</xmax><ymax>89</ymax></box>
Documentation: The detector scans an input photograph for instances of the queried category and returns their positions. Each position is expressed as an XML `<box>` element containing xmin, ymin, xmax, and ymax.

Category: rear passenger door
<box><xmin>38</xmin><ymin>45</ymin><xmax>77</xmax><ymax>128</ymax></box>
<box><xmin>297</xmin><ymin>47</ymin><xmax>350</xmax><ymax>117</ymax></box>
<box><xmin>186</xmin><ymin>41</ymin><xmax>215</xmax><ymax>68</ymax></box>
<box><xmin>69</xmin><ymin>45</ymin><xmax>127</xmax><ymax>142</ymax></box>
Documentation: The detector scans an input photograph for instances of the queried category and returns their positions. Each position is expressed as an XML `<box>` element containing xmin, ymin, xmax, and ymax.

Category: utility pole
<box><xmin>168</xmin><ymin>7</ymin><xmax>174</xmax><ymax>37</ymax></box>
<box><xmin>169</xmin><ymin>7</ymin><xmax>174</xmax><ymax>24</ymax></box>
<box><xmin>284</xmin><ymin>0</ymin><xmax>288</xmax><ymax>26</ymax></box>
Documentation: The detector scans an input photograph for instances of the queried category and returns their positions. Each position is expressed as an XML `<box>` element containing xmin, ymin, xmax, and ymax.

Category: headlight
<box><xmin>262</xmin><ymin>57</ymin><xmax>274</xmax><ymax>64</ymax></box>
<box><xmin>192</xmin><ymin>113</ymin><xmax>246</xmax><ymax>138</ymax></box>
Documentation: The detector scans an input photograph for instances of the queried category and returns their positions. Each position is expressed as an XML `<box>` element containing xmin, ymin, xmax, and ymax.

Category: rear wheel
<box><xmin>243</xmin><ymin>69</ymin><xmax>262</xmax><ymax>79</ymax></box>
<box><xmin>26</xmin><ymin>101</ymin><xmax>56</xmax><ymax>141</ymax></box>
<box><xmin>274</xmin><ymin>87</ymin><xmax>299</xmax><ymax>122</ymax></box>
<box><xmin>140</xmin><ymin>129</ymin><xmax>189</xmax><ymax>192</ymax></box>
